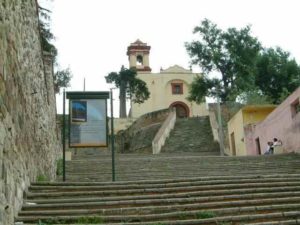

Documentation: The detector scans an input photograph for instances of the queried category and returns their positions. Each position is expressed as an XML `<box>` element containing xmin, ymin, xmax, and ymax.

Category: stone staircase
<box><xmin>64</xmin><ymin>151</ymin><xmax>300</xmax><ymax>182</ymax></box>
<box><xmin>16</xmin><ymin>153</ymin><xmax>300</xmax><ymax>224</ymax></box>
<box><xmin>161</xmin><ymin>117</ymin><xmax>220</xmax><ymax>155</ymax></box>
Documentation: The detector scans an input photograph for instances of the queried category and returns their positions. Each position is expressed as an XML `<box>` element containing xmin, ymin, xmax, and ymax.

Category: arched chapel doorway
<box><xmin>170</xmin><ymin>101</ymin><xmax>190</xmax><ymax>118</ymax></box>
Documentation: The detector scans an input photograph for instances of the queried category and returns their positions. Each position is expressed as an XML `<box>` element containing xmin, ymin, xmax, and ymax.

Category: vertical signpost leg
<box><xmin>62</xmin><ymin>90</ymin><xmax>66</xmax><ymax>181</ymax></box>
<box><xmin>110</xmin><ymin>89</ymin><xmax>116</xmax><ymax>181</ymax></box>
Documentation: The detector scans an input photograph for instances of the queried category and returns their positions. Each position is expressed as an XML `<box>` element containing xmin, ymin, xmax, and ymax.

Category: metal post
<box><xmin>217</xmin><ymin>96</ymin><xmax>225</xmax><ymax>156</ymax></box>
<box><xmin>83</xmin><ymin>78</ymin><xmax>86</xmax><ymax>91</ymax></box>
<box><xmin>110</xmin><ymin>89</ymin><xmax>116</xmax><ymax>181</ymax></box>
<box><xmin>62</xmin><ymin>89</ymin><xmax>66</xmax><ymax>181</ymax></box>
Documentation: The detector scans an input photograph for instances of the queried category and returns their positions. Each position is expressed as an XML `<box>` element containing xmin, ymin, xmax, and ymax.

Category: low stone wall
<box><xmin>115</xmin><ymin>109</ymin><xmax>171</xmax><ymax>153</ymax></box>
<box><xmin>110</xmin><ymin>118</ymin><xmax>136</xmax><ymax>134</ymax></box>
<box><xmin>128</xmin><ymin>108</ymin><xmax>171</xmax><ymax>131</ymax></box>
<box><xmin>152</xmin><ymin>109</ymin><xmax>176</xmax><ymax>154</ymax></box>
<box><xmin>0</xmin><ymin>1</ymin><xmax>60</xmax><ymax>224</ymax></box>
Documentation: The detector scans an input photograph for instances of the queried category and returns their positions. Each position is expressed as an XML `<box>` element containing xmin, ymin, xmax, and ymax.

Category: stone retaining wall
<box><xmin>115</xmin><ymin>108</ymin><xmax>171</xmax><ymax>153</ymax></box>
<box><xmin>0</xmin><ymin>1</ymin><xmax>60</xmax><ymax>224</ymax></box>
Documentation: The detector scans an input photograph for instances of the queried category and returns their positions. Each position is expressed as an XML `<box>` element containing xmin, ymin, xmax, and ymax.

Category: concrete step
<box><xmin>19</xmin><ymin>198</ymin><xmax>300</xmax><ymax>216</ymax></box>
<box><xmin>24</xmin><ymin>190</ymin><xmax>300</xmax><ymax>205</ymax></box>
<box><xmin>26</xmin><ymin>181</ymin><xmax>300</xmax><ymax>199</ymax></box>
<box><xmin>245</xmin><ymin>220</ymin><xmax>299</xmax><ymax>225</ymax></box>
<box><xmin>34</xmin><ymin>174</ymin><xmax>300</xmax><ymax>185</ymax></box>
<box><xmin>29</xmin><ymin>177</ymin><xmax>300</xmax><ymax>192</ymax></box>
<box><xmin>18</xmin><ymin>210</ymin><xmax>300</xmax><ymax>224</ymax></box>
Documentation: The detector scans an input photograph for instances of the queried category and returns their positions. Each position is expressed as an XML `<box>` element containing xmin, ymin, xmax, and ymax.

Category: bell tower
<box><xmin>127</xmin><ymin>39</ymin><xmax>151</xmax><ymax>72</ymax></box>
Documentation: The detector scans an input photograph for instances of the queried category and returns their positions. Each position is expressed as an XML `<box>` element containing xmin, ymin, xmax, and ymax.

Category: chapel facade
<box><xmin>127</xmin><ymin>39</ymin><xmax>208</xmax><ymax>118</ymax></box>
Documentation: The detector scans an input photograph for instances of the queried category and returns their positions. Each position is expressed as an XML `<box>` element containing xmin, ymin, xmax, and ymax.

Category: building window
<box><xmin>171</xmin><ymin>83</ymin><xmax>183</xmax><ymax>94</ymax></box>
<box><xmin>291</xmin><ymin>98</ymin><xmax>300</xmax><ymax>118</ymax></box>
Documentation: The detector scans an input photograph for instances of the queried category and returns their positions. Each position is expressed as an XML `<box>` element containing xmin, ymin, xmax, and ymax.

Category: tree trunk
<box><xmin>119</xmin><ymin>80</ymin><xmax>127</xmax><ymax>118</ymax></box>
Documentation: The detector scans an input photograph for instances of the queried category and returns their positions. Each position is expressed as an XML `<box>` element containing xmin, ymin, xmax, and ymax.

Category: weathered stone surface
<box><xmin>0</xmin><ymin>0</ymin><xmax>60</xmax><ymax>224</ymax></box>
<box><xmin>161</xmin><ymin>117</ymin><xmax>220</xmax><ymax>154</ymax></box>
<box><xmin>115</xmin><ymin>108</ymin><xmax>170</xmax><ymax>153</ymax></box>
<box><xmin>14</xmin><ymin>172</ymin><xmax>300</xmax><ymax>224</ymax></box>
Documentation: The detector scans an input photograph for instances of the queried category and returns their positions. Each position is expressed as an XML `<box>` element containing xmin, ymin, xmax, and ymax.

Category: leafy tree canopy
<box><xmin>38</xmin><ymin>1</ymin><xmax>72</xmax><ymax>93</ymax></box>
<box><xmin>186</xmin><ymin>19</ymin><xmax>300</xmax><ymax>105</ymax></box>
<box><xmin>186</xmin><ymin>19</ymin><xmax>261</xmax><ymax>103</ymax></box>
<box><xmin>54</xmin><ymin>67</ymin><xmax>73</xmax><ymax>93</ymax></box>
<box><xmin>255</xmin><ymin>47</ymin><xmax>300</xmax><ymax>104</ymax></box>
<box><xmin>38</xmin><ymin>5</ymin><xmax>57</xmax><ymax>56</ymax></box>
<box><xmin>237</xmin><ymin>89</ymin><xmax>272</xmax><ymax>105</ymax></box>
<box><xmin>105</xmin><ymin>66</ymin><xmax>150</xmax><ymax>117</ymax></box>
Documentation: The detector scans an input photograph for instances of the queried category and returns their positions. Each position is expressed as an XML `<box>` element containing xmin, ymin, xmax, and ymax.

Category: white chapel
<box><xmin>127</xmin><ymin>39</ymin><xmax>208</xmax><ymax>118</ymax></box>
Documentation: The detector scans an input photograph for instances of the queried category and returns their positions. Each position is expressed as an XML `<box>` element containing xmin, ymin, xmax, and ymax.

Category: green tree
<box><xmin>38</xmin><ymin>5</ymin><xmax>57</xmax><ymax>56</ymax></box>
<box><xmin>185</xmin><ymin>19</ymin><xmax>261</xmax><ymax>103</ymax></box>
<box><xmin>105</xmin><ymin>66</ymin><xmax>150</xmax><ymax>118</ymax></box>
<box><xmin>238</xmin><ymin>89</ymin><xmax>271</xmax><ymax>105</ymax></box>
<box><xmin>54</xmin><ymin>67</ymin><xmax>73</xmax><ymax>93</ymax></box>
<box><xmin>38</xmin><ymin>2</ymin><xmax>73</xmax><ymax>94</ymax></box>
<box><xmin>255</xmin><ymin>47</ymin><xmax>300</xmax><ymax>104</ymax></box>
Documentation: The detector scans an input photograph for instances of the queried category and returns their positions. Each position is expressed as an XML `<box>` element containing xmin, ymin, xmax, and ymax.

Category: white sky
<box><xmin>44</xmin><ymin>0</ymin><xmax>300</xmax><ymax>116</ymax></box>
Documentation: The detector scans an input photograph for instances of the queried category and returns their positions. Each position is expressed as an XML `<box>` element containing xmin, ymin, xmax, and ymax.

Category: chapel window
<box><xmin>171</xmin><ymin>83</ymin><xmax>183</xmax><ymax>95</ymax></box>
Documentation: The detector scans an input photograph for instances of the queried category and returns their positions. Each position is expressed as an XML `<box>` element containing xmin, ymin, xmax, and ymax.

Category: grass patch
<box><xmin>37</xmin><ymin>220</ymin><xmax>49</xmax><ymax>225</ymax></box>
<box><xmin>195</xmin><ymin>211</ymin><xmax>216</xmax><ymax>219</ymax></box>
<box><xmin>56</xmin><ymin>158</ymin><xmax>63</xmax><ymax>176</ymax></box>
<box><xmin>37</xmin><ymin>216</ymin><xmax>104</xmax><ymax>224</ymax></box>
<box><xmin>36</xmin><ymin>174</ymin><xmax>48</xmax><ymax>182</ymax></box>
<box><xmin>75</xmin><ymin>216</ymin><xmax>104</xmax><ymax>224</ymax></box>
<box><xmin>178</xmin><ymin>212</ymin><xmax>189</xmax><ymax>220</ymax></box>
<box><xmin>37</xmin><ymin>218</ymin><xmax>64</xmax><ymax>224</ymax></box>
<box><xmin>37</xmin><ymin>219</ymin><xmax>61</xmax><ymax>225</ymax></box>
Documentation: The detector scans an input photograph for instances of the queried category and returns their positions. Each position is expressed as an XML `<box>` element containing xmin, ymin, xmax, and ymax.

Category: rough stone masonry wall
<box><xmin>115</xmin><ymin>109</ymin><xmax>170</xmax><ymax>153</ymax></box>
<box><xmin>0</xmin><ymin>0</ymin><xmax>60</xmax><ymax>224</ymax></box>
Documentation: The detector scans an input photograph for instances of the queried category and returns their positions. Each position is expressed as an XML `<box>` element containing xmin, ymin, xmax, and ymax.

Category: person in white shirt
<box><xmin>264</xmin><ymin>141</ymin><xmax>274</xmax><ymax>155</ymax></box>
<box><xmin>273</xmin><ymin>138</ymin><xmax>282</xmax><ymax>146</ymax></box>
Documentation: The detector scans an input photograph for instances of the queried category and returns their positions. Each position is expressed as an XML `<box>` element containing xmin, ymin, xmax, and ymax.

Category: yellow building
<box><xmin>227</xmin><ymin>105</ymin><xmax>276</xmax><ymax>156</ymax></box>
<box><xmin>127</xmin><ymin>40</ymin><xmax>208</xmax><ymax>118</ymax></box>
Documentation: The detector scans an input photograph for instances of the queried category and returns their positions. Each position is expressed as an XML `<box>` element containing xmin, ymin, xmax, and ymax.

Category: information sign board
<box><xmin>66</xmin><ymin>92</ymin><xmax>109</xmax><ymax>147</ymax></box>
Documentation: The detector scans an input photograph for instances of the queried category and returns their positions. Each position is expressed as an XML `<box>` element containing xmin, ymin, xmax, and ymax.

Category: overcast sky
<box><xmin>45</xmin><ymin>0</ymin><xmax>300</xmax><ymax>115</ymax></box>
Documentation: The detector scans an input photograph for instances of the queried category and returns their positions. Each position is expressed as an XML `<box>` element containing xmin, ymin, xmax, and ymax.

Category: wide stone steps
<box><xmin>22</xmin><ymin>190</ymin><xmax>300</xmax><ymax>205</ymax></box>
<box><xmin>25</xmin><ymin>182</ymin><xmax>300</xmax><ymax>199</ymax></box>
<box><xmin>17</xmin><ymin>174</ymin><xmax>300</xmax><ymax>224</ymax></box>
<box><xmin>161</xmin><ymin>117</ymin><xmax>220</xmax><ymax>154</ymax></box>
<box><xmin>17</xmin><ymin>209</ymin><xmax>300</xmax><ymax>224</ymax></box>
<box><xmin>62</xmin><ymin>153</ymin><xmax>300</xmax><ymax>182</ymax></box>
<box><xmin>17</xmin><ymin>153</ymin><xmax>300</xmax><ymax>224</ymax></box>
<box><xmin>19</xmin><ymin>196</ymin><xmax>300</xmax><ymax>213</ymax></box>
<box><xmin>29</xmin><ymin>177</ymin><xmax>300</xmax><ymax>191</ymax></box>
<box><xmin>246</xmin><ymin>220</ymin><xmax>300</xmax><ymax>225</ymax></box>
<box><xmin>17</xmin><ymin>202</ymin><xmax>300</xmax><ymax>218</ymax></box>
